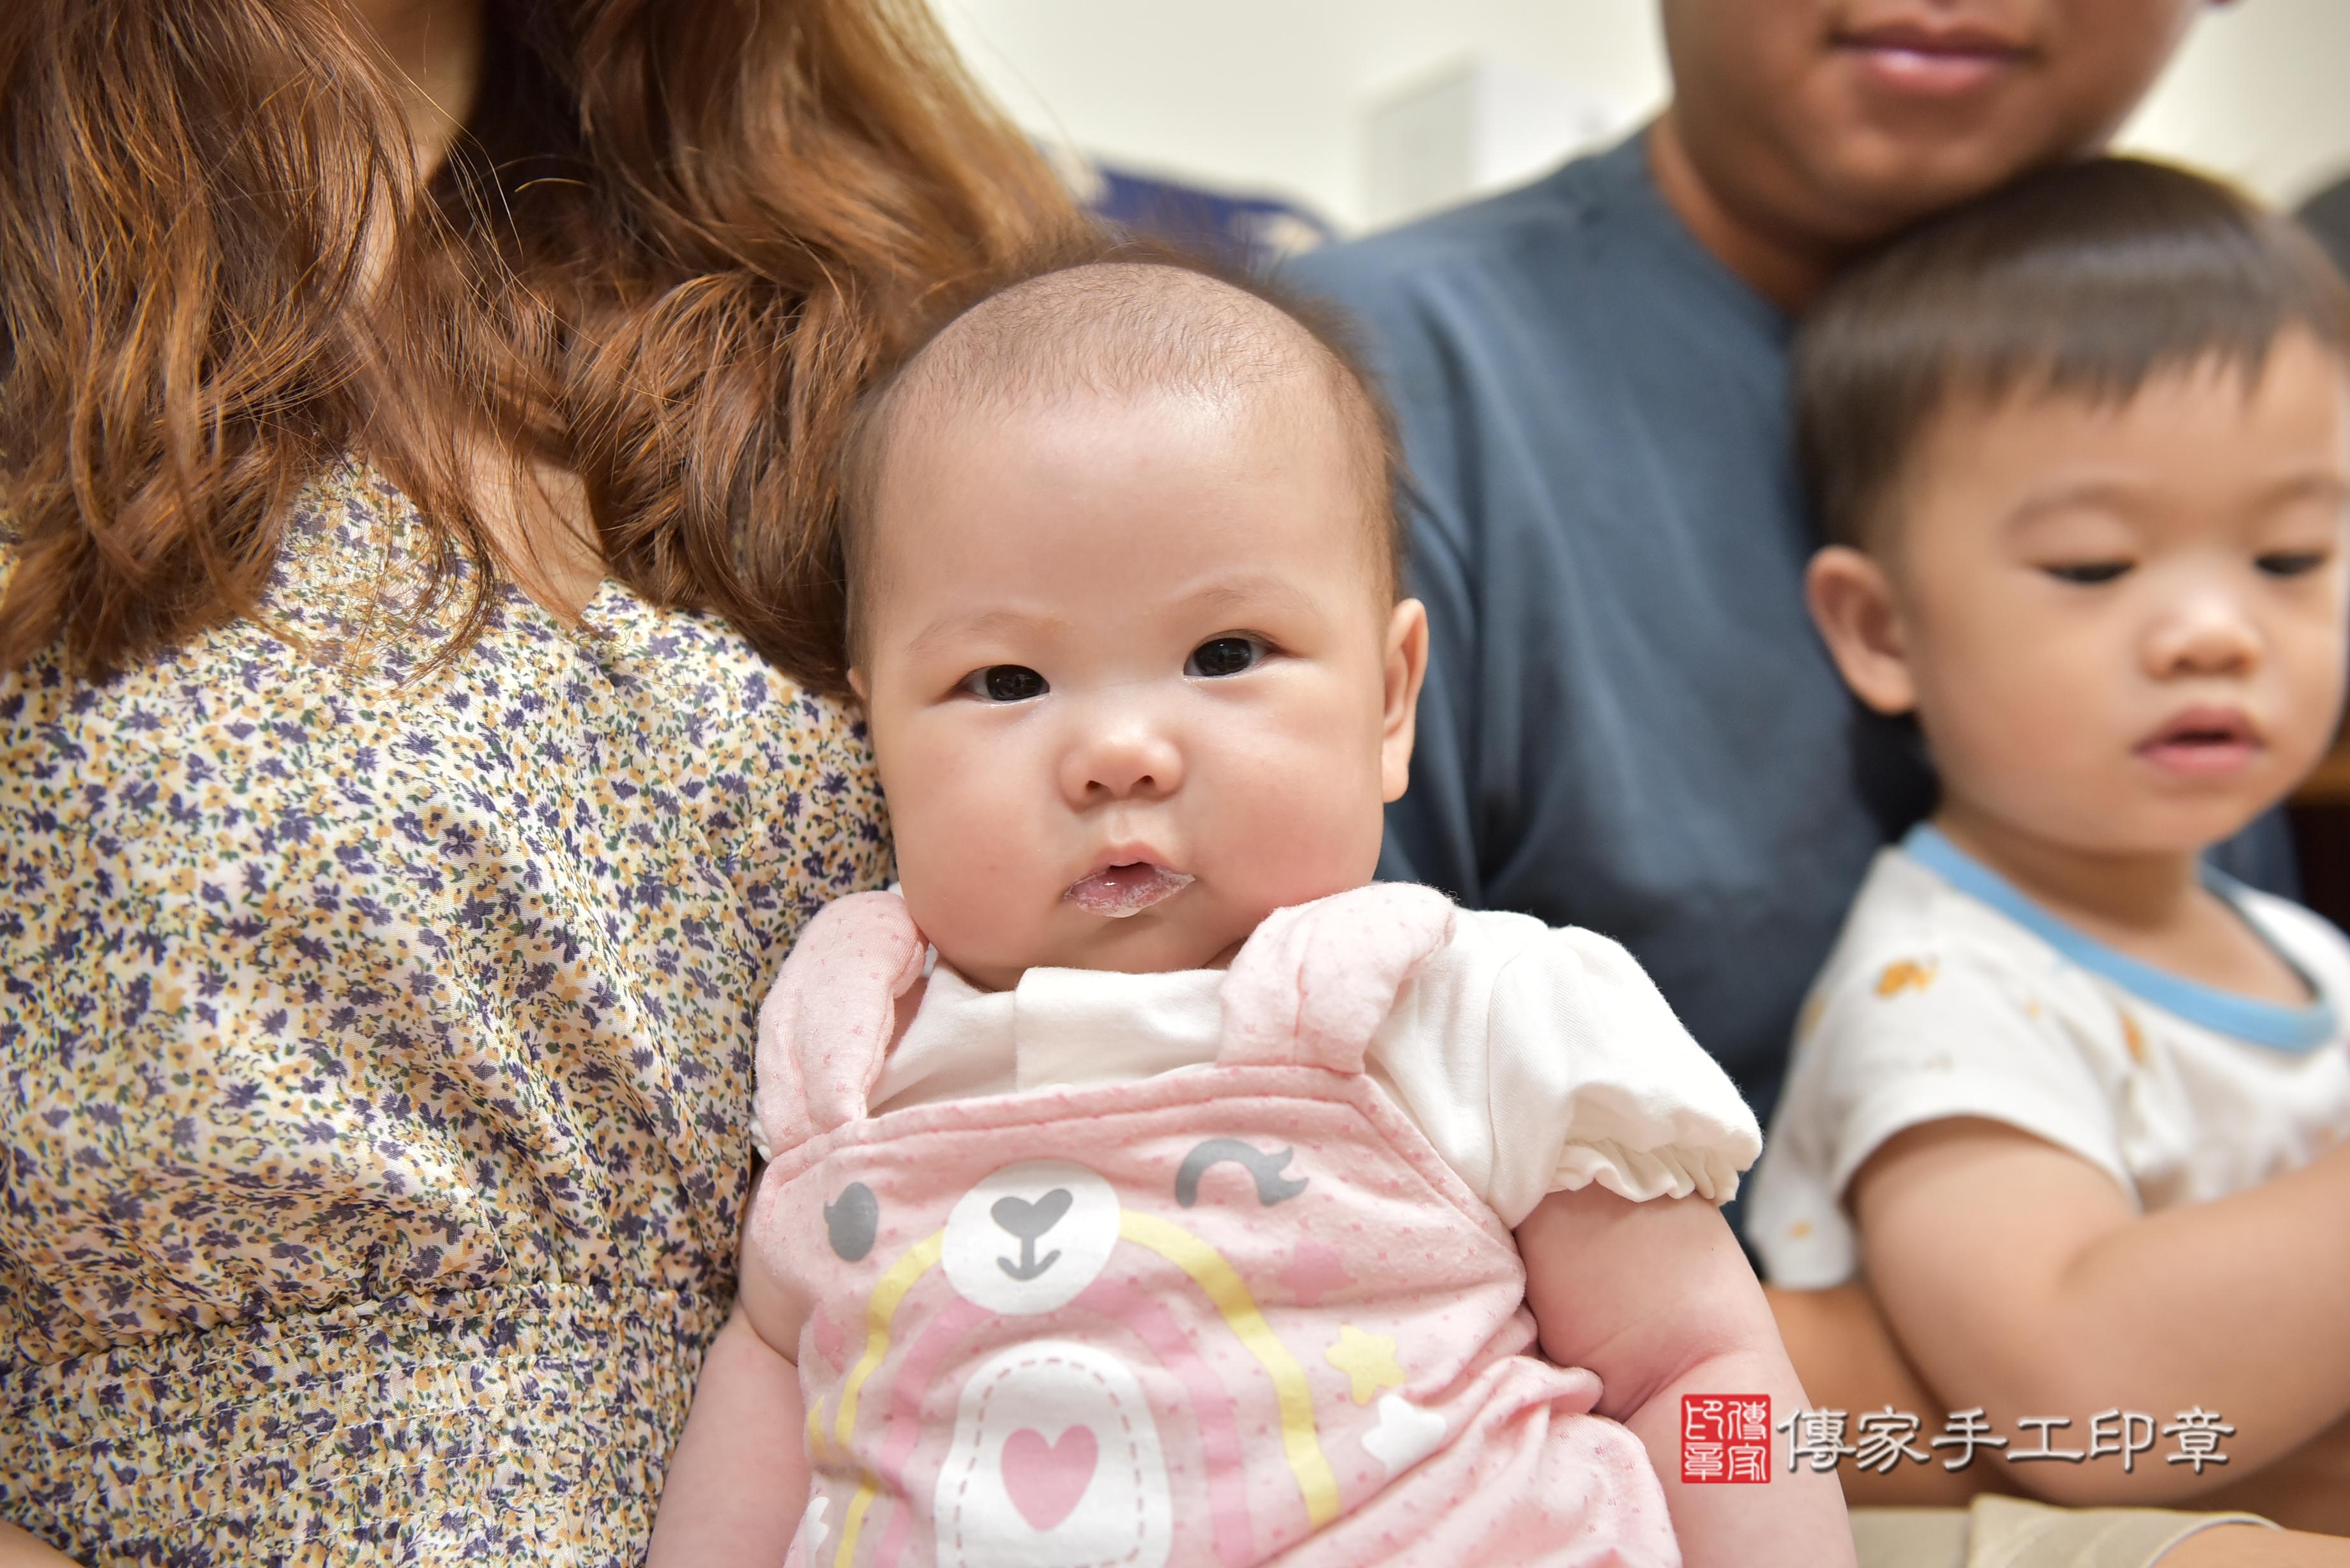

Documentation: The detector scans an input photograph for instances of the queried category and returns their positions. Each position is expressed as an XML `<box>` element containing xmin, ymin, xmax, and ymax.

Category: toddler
<box><xmin>1748</xmin><ymin>157</ymin><xmax>2350</xmax><ymax>1516</ymax></box>
<box><xmin>652</xmin><ymin>256</ymin><xmax>1852</xmax><ymax>1565</ymax></box>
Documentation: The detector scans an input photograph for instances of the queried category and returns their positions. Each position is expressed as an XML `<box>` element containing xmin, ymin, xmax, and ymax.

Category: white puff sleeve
<box><xmin>1365</xmin><ymin>908</ymin><xmax>1762</xmax><ymax>1229</ymax></box>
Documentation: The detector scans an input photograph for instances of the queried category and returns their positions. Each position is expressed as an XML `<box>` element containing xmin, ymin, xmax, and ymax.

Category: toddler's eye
<box><xmin>959</xmin><ymin>665</ymin><xmax>1048</xmax><ymax>702</ymax></box>
<box><xmin>2256</xmin><ymin>549</ymin><xmax>2329</xmax><ymax>578</ymax></box>
<box><xmin>1186</xmin><ymin>637</ymin><xmax>1263</xmax><ymax>679</ymax></box>
<box><xmin>2042</xmin><ymin>561</ymin><xmax>2132</xmax><ymax>585</ymax></box>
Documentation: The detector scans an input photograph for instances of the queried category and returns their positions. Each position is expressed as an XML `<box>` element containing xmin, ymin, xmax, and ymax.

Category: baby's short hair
<box><xmin>836</xmin><ymin>244</ymin><xmax>1404</xmax><ymax>656</ymax></box>
<box><xmin>1796</xmin><ymin>156</ymin><xmax>2350</xmax><ymax>552</ymax></box>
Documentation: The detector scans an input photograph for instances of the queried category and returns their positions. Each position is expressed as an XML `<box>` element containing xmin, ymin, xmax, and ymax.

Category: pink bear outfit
<box><xmin>750</xmin><ymin>884</ymin><xmax>1679</xmax><ymax>1568</ymax></box>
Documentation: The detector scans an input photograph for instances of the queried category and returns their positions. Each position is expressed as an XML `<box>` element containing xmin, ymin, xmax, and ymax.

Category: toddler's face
<box><xmin>1866</xmin><ymin>331</ymin><xmax>2350</xmax><ymax>856</ymax></box>
<box><xmin>851</xmin><ymin>384</ymin><xmax>1426</xmax><ymax>990</ymax></box>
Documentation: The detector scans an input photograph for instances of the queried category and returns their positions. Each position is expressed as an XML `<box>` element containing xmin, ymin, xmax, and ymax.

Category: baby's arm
<box><xmin>647</xmin><ymin>1308</ymin><xmax>808</xmax><ymax>1565</ymax></box>
<box><xmin>1518</xmin><ymin>1183</ymin><xmax>1854</xmax><ymax>1568</ymax></box>
<box><xmin>648</xmin><ymin>1173</ymin><xmax>813</xmax><ymax>1566</ymax></box>
<box><xmin>1854</xmin><ymin>1117</ymin><xmax>2350</xmax><ymax>1504</ymax></box>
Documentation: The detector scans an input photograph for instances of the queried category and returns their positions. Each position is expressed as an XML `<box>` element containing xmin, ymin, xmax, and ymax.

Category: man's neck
<box><xmin>1646</xmin><ymin>107</ymin><xmax>1845</xmax><ymax>313</ymax></box>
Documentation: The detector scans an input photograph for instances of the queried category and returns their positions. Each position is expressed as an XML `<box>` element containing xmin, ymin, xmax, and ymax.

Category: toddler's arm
<box><xmin>1764</xmin><ymin>1281</ymin><xmax>1996</xmax><ymax>1505</ymax></box>
<box><xmin>1517</xmin><ymin>1183</ymin><xmax>1853</xmax><ymax>1568</ymax></box>
<box><xmin>1853</xmin><ymin>1117</ymin><xmax>2350</xmax><ymax>1505</ymax></box>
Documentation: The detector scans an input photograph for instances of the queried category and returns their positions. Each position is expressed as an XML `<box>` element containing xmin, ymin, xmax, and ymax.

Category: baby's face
<box><xmin>1884</xmin><ymin>330</ymin><xmax>2350</xmax><ymax>856</ymax></box>
<box><xmin>852</xmin><ymin>383</ymin><xmax>1425</xmax><ymax>990</ymax></box>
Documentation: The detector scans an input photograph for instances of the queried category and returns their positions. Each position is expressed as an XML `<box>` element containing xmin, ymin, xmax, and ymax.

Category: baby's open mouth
<box><xmin>1064</xmin><ymin>863</ymin><xmax>1195</xmax><ymax>919</ymax></box>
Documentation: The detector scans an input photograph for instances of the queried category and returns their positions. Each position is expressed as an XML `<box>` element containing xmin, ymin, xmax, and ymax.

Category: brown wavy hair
<box><xmin>0</xmin><ymin>0</ymin><xmax>1080</xmax><ymax>691</ymax></box>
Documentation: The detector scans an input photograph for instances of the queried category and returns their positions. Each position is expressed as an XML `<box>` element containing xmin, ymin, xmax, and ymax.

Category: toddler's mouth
<box><xmin>1065</xmin><ymin>862</ymin><xmax>1195</xmax><ymax>919</ymax></box>
<box><xmin>2137</xmin><ymin>707</ymin><xmax>2263</xmax><ymax>777</ymax></box>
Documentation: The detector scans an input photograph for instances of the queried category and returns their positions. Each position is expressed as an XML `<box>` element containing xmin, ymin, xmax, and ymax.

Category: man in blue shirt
<box><xmin>1292</xmin><ymin>4</ymin><xmax>2350</xmax><ymax>1535</ymax></box>
<box><xmin>1291</xmin><ymin>1</ymin><xmax>2289</xmax><ymax>1138</ymax></box>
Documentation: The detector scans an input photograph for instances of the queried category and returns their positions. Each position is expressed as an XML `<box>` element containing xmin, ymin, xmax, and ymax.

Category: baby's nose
<box><xmin>1062</xmin><ymin>720</ymin><xmax>1184</xmax><ymax>801</ymax></box>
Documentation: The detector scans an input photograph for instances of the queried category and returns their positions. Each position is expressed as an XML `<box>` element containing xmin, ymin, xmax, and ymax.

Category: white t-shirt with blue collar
<box><xmin>1748</xmin><ymin>824</ymin><xmax>2350</xmax><ymax>1288</ymax></box>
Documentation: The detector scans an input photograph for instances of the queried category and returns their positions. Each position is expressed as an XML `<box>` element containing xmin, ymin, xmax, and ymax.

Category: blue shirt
<box><xmin>1289</xmin><ymin>131</ymin><xmax>2294</xmax><ymax>1125</ymax></box>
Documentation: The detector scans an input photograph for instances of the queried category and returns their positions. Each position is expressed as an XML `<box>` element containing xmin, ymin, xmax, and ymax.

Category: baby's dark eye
<box><xmin>1186</xmin><ymin>637</ymin><xmax>1262</xmax><ymax>679</ymax></box>
<box><xmin>2256</xmin><ymin>550</ymin><xmax>2329</xmax><ymax>578</ymax></box>
<box><xmin>2042</xmin><ymin>561</ymin><xmax>2132</xmax><ymax>586</ymax></box>
<box><xmin>959</xmin><ymin>665</ymin><xmax>1048</xmax><ymax>702</ymax></box>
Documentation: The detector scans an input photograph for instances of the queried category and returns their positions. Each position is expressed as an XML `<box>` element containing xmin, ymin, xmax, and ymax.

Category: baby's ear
<box><xmin>1379</xmin><ymin>598</ymin><xmax>1430</xmax><ymax>803</ymax></box>
<box><xmin>1805</xmin><ymin>547</ymin><xmax>1918</xmax><ymax>716</ymax></box>
<box><xmin>846</xmin><ymin>667</ymin><xmax>868</xmax><ymax>704</ymax></box>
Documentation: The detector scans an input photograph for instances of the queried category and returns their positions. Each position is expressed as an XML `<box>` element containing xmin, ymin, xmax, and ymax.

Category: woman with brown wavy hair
<box><xmin>0</xmin><ymin>1</ymin><xmax>1075</xmax><ymax>1561</ymax></box>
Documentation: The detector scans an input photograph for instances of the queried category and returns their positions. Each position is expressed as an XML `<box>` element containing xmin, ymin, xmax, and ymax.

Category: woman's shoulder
<box><xmin>570</xmin><ymin>555</ymin><xmax>886</xmax><ymax>903</ymax></box>
<box><xmin>4</xmin><ymin>453</ymin><xmax>884</xmax><ymax>877</ymax></box>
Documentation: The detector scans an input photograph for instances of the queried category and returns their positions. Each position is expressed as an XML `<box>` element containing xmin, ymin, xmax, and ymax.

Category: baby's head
<box><xmin>838</xmin><ymin>257</ymin><xmax>1427</xmax><ymax>990</ymax></box>
<box><xmin>1798</xmin><ymin>157</ymin><xmax>2350</xmax><ymax>859</ymax></box>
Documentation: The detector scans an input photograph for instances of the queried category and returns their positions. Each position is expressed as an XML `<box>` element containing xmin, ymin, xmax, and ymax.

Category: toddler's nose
<box><xmin>2145</xmin><ymin>587</ymin><xmax>2261</xmax><ymax>679</ymax></box>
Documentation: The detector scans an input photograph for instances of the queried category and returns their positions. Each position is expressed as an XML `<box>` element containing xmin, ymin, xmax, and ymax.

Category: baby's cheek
<box><xmin>906</xmin><ymin>857</ymin><xmax>1043</xmax><ymax>968</ymax></box>
<box><xmin>894</xmin><ymin>795</ymin><xmax>1052</xmax><ymax>954</ymax></box>
<box><xmin>1213</xmin><ymin>746</ymin><xmax>1385</xmax><ymax>903</ymax></box>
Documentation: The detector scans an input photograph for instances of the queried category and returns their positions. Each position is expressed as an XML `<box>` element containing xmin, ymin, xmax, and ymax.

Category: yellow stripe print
<box><xmin>833</xmin><ymin>1230</ymin><xmax>944</xmax><ymax>1567</ymax></box>
<box><xmin>1118</xmin><ymin>1210</ymin><xmax>1340</xmax><ymax>1527</ymax></box>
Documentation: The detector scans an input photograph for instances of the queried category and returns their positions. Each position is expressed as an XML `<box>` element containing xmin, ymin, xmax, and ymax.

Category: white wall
<box><xmin>936</xmin><ymin>0</ymin><xmax>2350</xmax><ymax>235</ymax></box>
<box><xmin>2119</xmin><ymin>0</ymin><xmax>2350</xmax><ymax>204</ymax></box>
<box><xmin>934</xmin><ymin>0</ymin><xmax>1668</xmax><ymax>232</ymax></box>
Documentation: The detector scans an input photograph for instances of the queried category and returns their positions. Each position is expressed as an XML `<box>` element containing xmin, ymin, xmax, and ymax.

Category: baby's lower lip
<box><xmin>1065</xmin><ymin>863</ymin><xmax>1194</xmax><ymax>919</ymax></box>
<box><xmin>2138</xmin><ymin>737</ymin><xmax>2261</xmax><ymax>777</ymax></box>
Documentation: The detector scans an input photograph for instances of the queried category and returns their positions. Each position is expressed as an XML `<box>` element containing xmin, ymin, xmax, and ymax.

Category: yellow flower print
<box><xmin>1874</xmin><ymin>958</ymin><xmax>1938</xmax><ymax>998</ymax></box>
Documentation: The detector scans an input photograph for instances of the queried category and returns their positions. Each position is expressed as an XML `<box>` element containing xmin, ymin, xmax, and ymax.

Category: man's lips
<box><xmin>1064</xmin><ymin>861</ymin><xmax>1195</xmax><ymax>919</ymax></box>
<box><xmin>1833</xmin><ymin>21</ymin><xmax>2031</xmax><ymax>98</ymax></box>
<box><xmin>2136</xmin><ymin>708</ymin><xmax>2265</xmax><ymax>778</ymax></box>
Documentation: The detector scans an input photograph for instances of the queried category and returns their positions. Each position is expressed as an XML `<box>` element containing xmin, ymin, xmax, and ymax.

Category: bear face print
<box><xmin>939</xmin><ymin>1161</ymin><xmax>1122</xmax><ymax>1316</ymax></box>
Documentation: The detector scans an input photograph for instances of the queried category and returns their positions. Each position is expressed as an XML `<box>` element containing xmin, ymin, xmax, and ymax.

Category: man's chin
<box><xmin>1807</xmin><ymin>133</ymin><xmax>2070</xmax><ymax>243</ymax></box>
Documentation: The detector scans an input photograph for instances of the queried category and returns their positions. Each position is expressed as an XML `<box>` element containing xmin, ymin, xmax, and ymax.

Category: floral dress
<box><xmin>0</xmin><ymin>461</ymin><xmax>891</xmax><ymax>1565</ymax></box>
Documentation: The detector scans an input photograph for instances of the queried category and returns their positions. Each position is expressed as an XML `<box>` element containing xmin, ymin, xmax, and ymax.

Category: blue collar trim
<box><xmin>1902</xmin><ymin>824</ymin><xmax>2336</xmax><ymax>1053</ymax></box>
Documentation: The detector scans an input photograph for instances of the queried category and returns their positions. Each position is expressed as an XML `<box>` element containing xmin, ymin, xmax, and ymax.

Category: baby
<box><xmin>1749</xmin><ymin>157</ymin><xmax>2350</xmax><ymax>1514</ymax></box>
<box><xmin>650</xmin><ymin>257</ymin><xmax>1851</xmax><ymax>1565</ymax></box>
